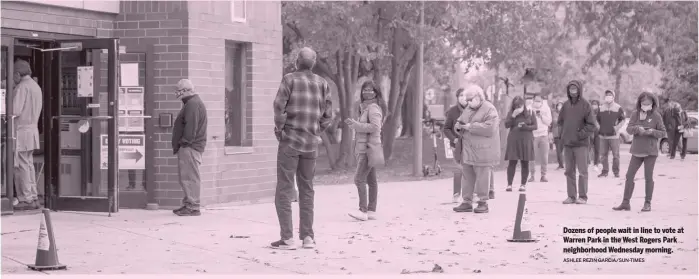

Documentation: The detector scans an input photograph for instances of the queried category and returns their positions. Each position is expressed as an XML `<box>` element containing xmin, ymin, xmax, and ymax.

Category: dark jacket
<box><xmin>627</xmin><ymin>92</ymin><xmax>666</xmax><ymax>157</ymax></box>
<box><xmin>443</xmin><ymin>104</ymin><xmax>465</xmax><ymax>148</ymax></box>
<box><xmin>551</xmin><ymin>102</ymin><xmax>563</xmax><ymax>138</ymax></box>
<box><xmin>557</xmin><ymin>80</ymin><xmax>598</xmax><ymax>147</ymax></box>
<box><xmin>662</xmin><ymin>101</ymin><xmax>683</xmax><ymax>131</ymax></box>
<box><xmin>172</xmin><ymin>94</ymin><xmax>208</xmax><ymax>154</ymax></box>
<box><xmin>597</xmin><ymin>90</ymin><xmax>626</xmax><ymax>138</ymax></box>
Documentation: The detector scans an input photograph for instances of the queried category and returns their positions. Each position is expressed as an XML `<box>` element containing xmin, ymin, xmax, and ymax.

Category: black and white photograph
<box><xmin>0</xmin><ymin>0</ymin><xmax>697</xmax><ymax>278</ymax></box>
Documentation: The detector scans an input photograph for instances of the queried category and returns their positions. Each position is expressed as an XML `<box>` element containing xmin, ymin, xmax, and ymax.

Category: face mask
<box><xmin>175</xmin><ymin>89</ymin><xmax>186</xmax><ymax>99</ymax></box>
<box><xmin>525</xmin><ymin>100</ymin><xmax>533</xmax><ymax>108</ymax></box>
<box><xmin>641</xmin><ymin>105</ymin><xmax>652</xmax><ymax>112</ymax></box>
<box><xmin>533</xmin><ymin>101</ymin><xmax>542</xmax><ymax>109</ymax></box>
<box><xmin>592</xmin><ymin>105</ymin><xmax>599</xmax><ymax>110</ymax></box>
<box><xmin>568</xmin><ymin>86</ymin><xmax>579</xmax><ymax>97</ymax></box>
<box><xmin>605</xmin><ymin>96</ymin><xmax>614</xmax><ymax>103</ymax></box>
<box><xmin>468</xmin><ymin>96</ymin><xmax>481</xmax><ymax>109</ymax></box>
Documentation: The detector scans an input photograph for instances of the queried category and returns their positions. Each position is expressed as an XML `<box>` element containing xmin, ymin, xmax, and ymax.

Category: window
<box><xmin>224</xmin><ymin>41</ymin><xmax>252</xmax><ymax>147</ymax></box>
<box><xmin>230</xmin><ymin>0</ymin><xmax>246</xmax><ymax>22</ymax></box>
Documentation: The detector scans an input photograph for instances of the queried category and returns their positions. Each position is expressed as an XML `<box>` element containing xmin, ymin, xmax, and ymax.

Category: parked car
<box><xmin>659</xmin><ymin>111</ymin><xmax>698</xmax><ymax>154</ymax></box>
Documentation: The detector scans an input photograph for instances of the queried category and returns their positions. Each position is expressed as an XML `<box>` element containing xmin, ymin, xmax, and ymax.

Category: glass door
<box><xmin>47</xmin><ymin>39</ymin><xmax>119</xmax><ymax>213</ymax></box>
<box><xmin>1</xmin><ymin>37</ymin><xmax>15</xmax><ymax>215</ymax></box>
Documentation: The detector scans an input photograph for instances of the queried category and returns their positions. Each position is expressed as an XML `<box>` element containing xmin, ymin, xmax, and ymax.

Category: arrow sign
<box><xmin>120</xmin><ymin>150</ymin><xmax>143</xmax><ymax>162</ymax></box>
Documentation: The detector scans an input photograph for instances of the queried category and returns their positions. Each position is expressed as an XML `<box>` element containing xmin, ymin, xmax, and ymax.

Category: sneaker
<box><xmin>519</xmin><ymin>185</ymin><xmax>526</xmax><ymax>192</ymax></box>
<box><xmin>452</xmin><ymin>193</ymin><xmax>461</xmax><ymax>203</ymax></box>
<box><xmin>556</xmin><ymin>166</ymin><xmax>565</xmax><ymax>170</ymax></box>
<box><xmin>613</xmin><ymin>173</ymin><xmax>620</xmax><ymax>178</ymax></box>
<box><xmin>270</xmin><ymin>239</ymin><xmax>297</xmax><ymax>250</ymax></box>
<box><xmin>13</xmin><ymin>201</ymin><xmax>39</xmax><ymax>211</ymax></box>
<box><xmin>612</xmin><ymin>203</ymin><xmax>631</xmax><ymax>211</ymax></box>
<box><xmin>641</xmin><ymin>202</ymin><xmax>651</xmax><ymax>212</ymax></box>
<box><xmin>598</xmin><ymin>173</ymin><xmax>608</xmax><ymax>178</ymax></box>
<box><xmin>540</xmin><ymin>176</ymin><xmax>548</xmax><ymax>182</ymax></box>
<box><xmin>175</xmin><ymin>208</ymin><xmax>201</xmax><ymax>216</ymax></box>
<box><xmin>528</xmin><ymin>176</ymin><xmax>535</xmax><ymax>183</ymax></box>
<box><xmin>367</xmin><ymin>211</ymin><xmax>377</xmax><ymax>220</ymax></box>
<box><xmin>488</xmin><ymin>190</ymin><xmax>495</xmax><ymax>200</ymax></box>
<box><xmin>505</xmin><ymin>185</ymin><xmax>513</xmax><ymax>192</ymax></box>
<box><xmin>474</xmin><ymin>201</ymin><xmax>489</xmax><ymax>213</ymax></box>
<box><xmin>562</xmin><ymin>197</ymin><xmax>576</xmax><ymax>204</ymax></box>
<box><xmin>172</xmin><ymin>206</ymin><xmax>186</xmax><ymax>214</ymax></box>
<box><xmin>575</xmin><ymin>198</ymin><xmax>587</xmax><ymax>205</ymax></box>
<box><xmin>348</xmin><ymin>210</ymin><xmax>368</xmax><ymax>221</ymax></box>
<box><xmin>453</xmin><ymin>202</ymin><xmax>473</xmax><ymax>212</ymax></box>
<box><xmin>302</xmin><ymin>236</ymin><xmax>316</xmax><ymax>249</ymax></box>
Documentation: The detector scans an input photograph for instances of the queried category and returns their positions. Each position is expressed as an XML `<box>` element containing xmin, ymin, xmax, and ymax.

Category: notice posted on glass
<box><xmin>561</xmin><ymin>226</ymin><xmax>684</xmax><ymax>263</ymax></box>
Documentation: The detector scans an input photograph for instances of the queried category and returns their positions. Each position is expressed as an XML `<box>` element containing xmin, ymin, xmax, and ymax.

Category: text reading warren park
<box><xmin>562</xmin><ymin>227</ymin><xmax>684</xmax><ymax>255</ymax></box>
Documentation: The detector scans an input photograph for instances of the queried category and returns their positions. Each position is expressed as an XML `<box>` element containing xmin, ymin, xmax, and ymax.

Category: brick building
<box><xmin>1</xmin><ymin>0</ymin><xmax>282</xmax><ymax>213</ymax></box>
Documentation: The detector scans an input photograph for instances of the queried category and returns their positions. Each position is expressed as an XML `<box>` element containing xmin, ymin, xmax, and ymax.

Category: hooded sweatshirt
<box><xmin>597</xmin><ymin>90</ymin><xmax>626</xmax><ymax>139</ymax></box>
<box><xmin>443</xmin><ymin>103</ymin><xmax>466</xmax><ymax>148</ymax></box>
<box><xmin>556</xmin><ymin>80</ymin><xmax>598</xmax><ymax>147</ymax></box>
<box><xmin>532</xmin><ymin>100</ymin><xmax>552</xmax><ymax>138</ymax></box>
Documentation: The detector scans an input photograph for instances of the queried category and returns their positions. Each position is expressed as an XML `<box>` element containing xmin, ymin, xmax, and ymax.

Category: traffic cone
<box><xmin>27</xmin><ymin>209</ymin><xmax>67</xmax><ymax>271</ymax></box>
<box><xmin>507</xmin><ymin>193</ymin><xmax>538</xmax><ymax>243</ymax></box>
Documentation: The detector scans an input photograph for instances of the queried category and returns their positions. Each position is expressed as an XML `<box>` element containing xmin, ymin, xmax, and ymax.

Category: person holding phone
<box><xmin>613</xmin><ymin>92</ymin><xmax>666</xmax><ymax>212</ymax></box>
<box><xmin>346</xmin><ymin>80</ymin><xmax>387</xmax><ymax>221</ymax></box>
<box><xmin>529</xmin><ymin>95</ymin><xmax>552</xmax><ymax>183</ymax></box>
<box><xmin>504</xmin><ymin>96</ymin><xmax>537</xmax><ymax>192</ymax></box>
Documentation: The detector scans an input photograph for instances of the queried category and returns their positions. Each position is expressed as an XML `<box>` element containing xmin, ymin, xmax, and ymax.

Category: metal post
<box><xmin>413</xmin><ymin>1</ymin><xmax>425</xmax><ymax>176</ymax></box>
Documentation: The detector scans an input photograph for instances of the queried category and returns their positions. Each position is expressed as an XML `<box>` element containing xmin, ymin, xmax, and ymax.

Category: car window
<box><xmin>687</xmin><ymin>117</ymin><xmax>698</xmax><ymax>128</ymax></box>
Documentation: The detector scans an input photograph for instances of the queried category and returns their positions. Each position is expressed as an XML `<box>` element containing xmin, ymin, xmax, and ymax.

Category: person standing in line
<box><xmin>271</xmin><ymin>47</ymin><xmax>333</xmax><ymax>250</ymax></box>
<box><xmin>504</xmin><ymin>96</ymin><xmax>537</xmax><ymax>192</ymax></box>
<box><xmin>171</xmin><ymin>79</ymin><xmax>208</xmax><ymax>217</ymax></box>
<box><xmin>588</xmin><ymin>99</ymin><xmax>601</xmax><ymax>173</ymax></box>
<box><xmin>444</xmin><ymin>89</ymin><xmax>496</xmax><ymax>203</ymax></box>
<box><xmin>552</xmin><ymin>101</ymin><xmax>565</xmax><ymax>170</ymax></box>
<box><xmin>11</xmin><ymin>60</ymin><xmax>42</xmax><ymax>211</ymax></box>
<box><xmin>528</xmin><ymin>94</ymin><xmax>552</xmax><ymax>183</ymax></box>
<box><xmin>660</xmin><ymin>96</ymin><xmax>685</xmax><ymax>160</ymax></box>
<box><xmin>558</xmin><ymin>80</ymin><xmax>598</xmax><ymax>205</ymax></box>
<box><xmin>346</xmin><ymin>80</ymin><xmax>386</xmax><ymax>221</ymax></box>
<box><xmin>452</xmin><ymin>84</ymin><xmax>500</xmax><ymax>214</ymax></box>
<box><xmin>613</xmin><ymin>92</ymin><xmax>666</xmax><ymax>212</ymax></box>
<box><xmin>596</xmin><ymin>90</ymin><xmax>626</xmax><ymax>178</ymax></box>
<box><xmin>677</xmin><ymin>109</ymin><xmax>689</xmax><ymax>160</ymax></box>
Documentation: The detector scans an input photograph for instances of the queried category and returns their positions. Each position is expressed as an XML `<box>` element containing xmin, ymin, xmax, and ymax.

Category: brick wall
<box><xmin>115</xmin><ymin>1</ymin><xmax>190</xmax><ymax>207</ymax></box>
<box><xmin>187</xmin><ymin>1</ymin><xmax>283</xmax><ymax>205</ymax></box>
<box><xmin>1</xmin><ymin>0</ymin><xmax>115</xmax><ymax>38</ymax></box>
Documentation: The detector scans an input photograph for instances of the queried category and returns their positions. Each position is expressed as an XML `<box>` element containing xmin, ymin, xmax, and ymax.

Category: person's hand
<box><xmin>678</xmin><ymin>125</ymin><xmax>684</xmax><ymax>130</ymax></box>
<box><xmin>517</xmin><ymin>122</ymin><xmax>525</xmax><ymax>128</ymax></box>
<box><xmin>454</xmin><ymin>122</ymin><xmax>463</xmax><ymax>132</ymax></box>
<box><xmin>452</xmin><ymin>138</ymin><xmax>459</xmax><ymax>144</ymax></box>
<box><xmin>464</xmin><ymin>123</ymin><xmax>472</xmax><ymax>130</ymax></box>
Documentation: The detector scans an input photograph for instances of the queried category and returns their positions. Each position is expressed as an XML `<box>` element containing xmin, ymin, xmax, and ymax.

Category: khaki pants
<box><xmin>15</xmin><ymin>150</ymin><xmax>38</xmax><ymax>202</ymax></box>
<box><xmin>460</xmin><ymin>164</ymin><xmax>492</xmax><ymax>203</ymax></box>
<box><xmin>177</xmin><ymin>147</ymin><xmax>202</xmax><ymax>210</ymax></box>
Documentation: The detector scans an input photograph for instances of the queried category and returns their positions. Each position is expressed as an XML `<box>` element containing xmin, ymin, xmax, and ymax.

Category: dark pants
<box><xmin>506</xmin><ymin>160</ymin><xmax>529</xmax><ymax>186</ymax></box>
<box><xmin>177</xmin><ymin>147</ymin><xmax>202</xmax><ymax>210</ymax></box>
<box><xmin>354</xmin><ymin>153</ymin><xmax>378</xmax><ymax>213</ymax></box>
<box><xmin>554</xmin><ymin>138</ymin><xmax>564</xmax><ymax>167</ymax></box>
<box><xmin>588</xmin><ymin>135</ymin><xmax>600</xmax><ymax>165</ymax></box>
<box><xmin>622</xmin><ymin>156</ymin><xmax>657</xmax><ymax>203</ymax></box>
<box><xmin>275</xmin><ymin>144</ymin><xmax>317</xmax><ymax>241</ymax></box>
<box><xmin>564</xmin><ymin>146</ymin><xmax>589</xmax><ymax>200</ymax></box>
<box><xmin>599</xmin><ymin>138</ymin><xmax>621</xmax><ymax>175</ymax></box>
<box><xmin>668</xmin><ymin>130</ymin><xmax>688</xmax><ymax>159</ymax></box>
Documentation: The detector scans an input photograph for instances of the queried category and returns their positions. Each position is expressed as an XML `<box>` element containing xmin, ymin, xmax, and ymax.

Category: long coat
<box><xmin>13</xmin><ymin>76</ymin><xmax>42</xmax><ymax>152</ymax></box>
<box><xmin>457</xmin><ymin>101</ymin><xmax>501</xmax><ymax>167</ymax></box>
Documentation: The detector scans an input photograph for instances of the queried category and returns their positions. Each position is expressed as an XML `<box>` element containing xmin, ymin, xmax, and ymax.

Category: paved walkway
<box><xmin>2</xmin><ymin>148</ymin><xmax>697</xmax><ymax>275</ymax></box>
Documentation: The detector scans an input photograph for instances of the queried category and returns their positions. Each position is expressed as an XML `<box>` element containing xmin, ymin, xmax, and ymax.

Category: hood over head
<box><xmin>566</xmin><ymin>80</ymin><xmax>583</xmax><ymax>103</ymax></box>
<box><xmin>636</xmin><ymin>92</ymin><xmax>659</xmax><ymax>113</ymax></box>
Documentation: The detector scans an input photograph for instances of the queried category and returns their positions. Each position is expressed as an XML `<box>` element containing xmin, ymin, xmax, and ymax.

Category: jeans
<box><xmin>354</xmin><ymin>153</ymin><xmax>378</xmax><ymax>212</ymax></box>
<box><xmin>588</xmin><ymin>135</ymin><xmax>600</xmax><ymax>165</ymax></box>
<box><xmin>15</xmin><ymin>150</ymin><xmax>38</xmax><ymax>202</ymax></box>
<box><xmin>622</xmin><ymin>156</ymin><xmax>657</xmax><ymax>203</ymax></box>
<box><xmin>554</xmin><ymin>138</ymin><xmax>565</xmax><ymax>167</ymax></box>
<box><xmin>564</xmin><ymin>146</ymin><xmax>589</xmax><ymax>200</ymax></box>
<box><xmin>507</xmin><ymin>160</ymin><xmax>529</xmax><ymax>186</ymax></box>
<box><xmin>275</xmin><ymin>144</ymin><xmax>317</xmax><ymax>241</ymax></box>
<box><xmin>599</xmin><ymin>138</ymin><xmax>621</xmax><ymax>175</ymax></box>
<box><xmin>460</xmin><ymin>164</ymin><xmax>491</xmax><ymax>203</ymax></box>
<box><xmin>177</xmin><ymin>147</ymin><xmax>202</xmax><ymax>210</ymax></box>
<box><xmin>669</xmin><ymin>130</ymin><xmax>688</xmax><ymax>159</ymax></box>
<box><xmin>530</xmin><ymin>135</ymin><xmax>550</xmax><ymax>177</ymax></box>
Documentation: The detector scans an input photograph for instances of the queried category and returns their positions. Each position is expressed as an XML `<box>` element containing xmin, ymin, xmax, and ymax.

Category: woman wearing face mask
<box><xmin>346</xmin><ymin>80</ymin><xmax>388</xmax><ymax>221</ymax></box>
<box><xmin>612</xmin><ymin>92</ymin><xmax>666</xmax><ymax>212</ymax></box>
<box><xmin>589</xmin><ymin>100</ymin><xmax>601</xmax><ymax>172</ymax></box>
<box><xmin>552</xmin><ymin>101</ymin><xmax>566</xmax><ymax>170</ymax></box>
<box><xmin>504</xmin><ymin>96</ymin><xmax>537</xmax><ymax>192</ymax></box>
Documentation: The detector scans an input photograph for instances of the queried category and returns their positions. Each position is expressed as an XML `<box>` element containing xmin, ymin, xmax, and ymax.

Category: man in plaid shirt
<box><xmin>270</xmin><ymin>47</ymin><xmax>333</xmax><ymax>250</ymax></box>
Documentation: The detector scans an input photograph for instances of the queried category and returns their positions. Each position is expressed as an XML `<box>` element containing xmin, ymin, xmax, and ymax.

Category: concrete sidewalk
<box><xmin>2</xmin><ymin>153</ymin><xmax>697</xmax><ymax>275</ymax></box>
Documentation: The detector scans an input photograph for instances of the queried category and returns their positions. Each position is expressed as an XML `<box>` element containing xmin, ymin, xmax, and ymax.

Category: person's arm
<box><xmin>272</xmin><ymin>76</ymin><xmax>291</xmax><ymax>132</ymax></box>
<box><xmin>178</xmin><ymin>104</ymin><xmax>199</xmax><ymax>146</ymax></box>
<box><xmin>557</xmin><ymin>104</ymin><xmax>566</xmax><ymax>127</ymax></box>
<box><xmin>614</xmin><ymin>108</ymin><xmax>626</xmax><ymax>133</ymax></box>
<box><xmin>541</xmin><ymin>106</ymin><xmax>552</xmax><ymax>127</ymax></box>
<box><xmin>350</xmin><ymin>105</ymin><xmax>381</xmax><ymax>133</ymax></box>
<box><xmin>318</xmin><ymin>82</ymin><xmax>333</xmax><ymax>132</ymax></box>
<box><xmin>466</xmin><ymin>106</ymin><xmax>500</xmax><ymax>137</ymax></box>
<box><xmin>520</xmin><ymin>112</ymin><xmax>538</xmax><ymax>131</ymax></box>
<box><xmin>12</xmin><ymin>83</ymin><xmax>27</xmax><ymax>119</ymax></box>
<box><xmin>443</xmin><ymin>108</ymin><xmax>458</xmax><ymax>143</ymax></box>
<box><xmin>649</xmin><ymin>112</ymin><xmax>668</xmax><ymax>139</ymax></box>
<box><xmin>626</xmin><ymin>112</ymin><xmax>643</xmax><ymax>135</ymax></box>
<box><xmin>673</xmin><ymin>107</ymin><xmax>683</xmax><ymax>129</ymax></box>
<box><xmin>504</xmin><ymin>111</ymin><xmax>516</xmax><ymax>129</ymax></box>
<box><xmin>580</xmin><ymin>105</ymin><xmax>598</xmax><ymax>134</ymax></box>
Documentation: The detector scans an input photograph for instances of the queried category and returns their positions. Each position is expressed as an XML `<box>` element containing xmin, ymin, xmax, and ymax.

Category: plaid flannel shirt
<box><xmin>273</xmin><ymin>70</ymin><xmax>333</xmax><ymax>153</ymax></box>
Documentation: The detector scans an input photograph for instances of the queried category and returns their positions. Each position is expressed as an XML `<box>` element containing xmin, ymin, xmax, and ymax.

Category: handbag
<box><xmin>367</xmin><ymin>141</ymin><xmax>385</xmax><ymax>167</ymax></box>
<box><xmin>682</xmin><ymin>129</ymin><xmax>695</xmax><ymax>138</ymax></box>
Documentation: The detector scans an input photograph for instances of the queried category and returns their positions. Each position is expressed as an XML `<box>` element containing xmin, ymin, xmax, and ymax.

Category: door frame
<box><xmin>48</xmin><ymin>38</ymin><xmax>120</xmax><ymax>213</ymax></box>
<box><xmin>1</xmin><ymin>36</ymin><xmax>15</xmax><ymax>215</ymax></box>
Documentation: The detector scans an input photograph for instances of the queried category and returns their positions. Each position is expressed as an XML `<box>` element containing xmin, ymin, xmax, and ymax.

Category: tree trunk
<box><xmin>614</xmin><ymin>71</ymin><xmax>622</xmax><ymax>103</ymax></box>
<box><xmin>400</xmin><ymin>84</ymin><xmax>414</xmax><ymax>137</ymax></box>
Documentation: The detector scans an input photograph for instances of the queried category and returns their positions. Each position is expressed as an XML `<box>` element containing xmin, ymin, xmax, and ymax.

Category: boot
<box><xmin>474</xmin><ymin>201</ymin><xmax>489</xmax><ymax>213</ymax></box>
<box><xmin>453</xmin><ymin>202</ymin><xmax>473</xmax><ymax>212</ymax></box>
<box><xmin>612</xmin><ymin>202</ymin><xmax>631</xmax><ymax>211</ymax></box>
<box><xmin>641</xmin><ymin>202</ymin><xmax>651</xmax><ymax>212</ymax></box>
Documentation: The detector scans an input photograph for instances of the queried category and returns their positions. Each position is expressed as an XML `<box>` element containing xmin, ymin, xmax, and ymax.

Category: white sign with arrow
<box><xmin>100</xmin><ymin>134</ymin><xmax>145</xmax><ymax>170</ymax></box>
